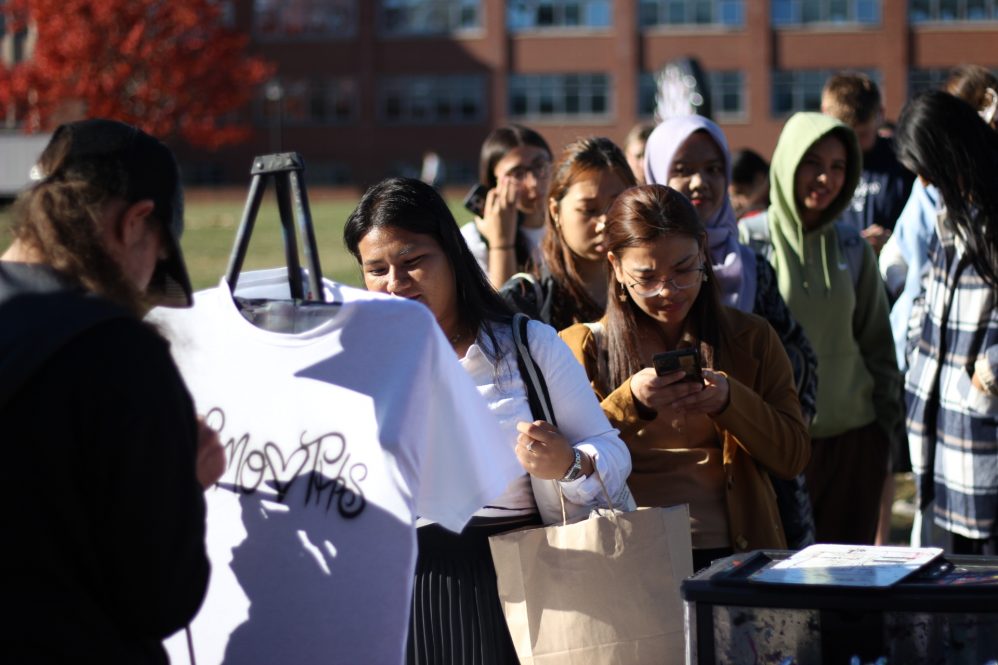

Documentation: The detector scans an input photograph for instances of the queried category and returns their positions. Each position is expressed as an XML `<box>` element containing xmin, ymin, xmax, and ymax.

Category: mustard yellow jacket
<box><xmin>559</xmin><ymin>307</ymin><xmax>811</xmax><ymax>551</ymax></box>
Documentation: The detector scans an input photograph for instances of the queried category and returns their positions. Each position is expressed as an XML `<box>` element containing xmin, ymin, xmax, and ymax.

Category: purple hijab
<box><xmin>644</xmin><ymin>116</ymin><xmax>757</xmax><ymax>312</ymax></box>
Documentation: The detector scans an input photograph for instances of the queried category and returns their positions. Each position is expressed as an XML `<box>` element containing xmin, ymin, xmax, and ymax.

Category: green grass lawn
<box><xmin>2</xmin><ymin>190</ymin><xmax>473</xmax><ymax>292</ymax></box>
<box><xmin>180</xmin><ymin>198</ymin><xmax>364</xmax><ymax>291</ymax></box>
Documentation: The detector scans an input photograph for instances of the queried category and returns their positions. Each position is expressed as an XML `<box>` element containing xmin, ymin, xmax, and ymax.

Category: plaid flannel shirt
<box><xmin>906</xmin><ymin>215</ymin><xmax>998</xmax><ymax>540</ymax></box>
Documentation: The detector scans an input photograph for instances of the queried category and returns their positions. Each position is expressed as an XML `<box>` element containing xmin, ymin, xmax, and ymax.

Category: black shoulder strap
<box><xmin>511</xmin><ymin>312</ymin><xmax>557</xmax><ymax>426</ymax></box>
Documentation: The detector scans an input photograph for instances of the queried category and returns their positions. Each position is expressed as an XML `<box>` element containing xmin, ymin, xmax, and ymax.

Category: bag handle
<box><xmin>510</xmin><ymin>314</ymin><xmax>618</xmax><ymax>523</ymax></box>
<box><xmin>511</xmin><ymin>313</ymin><xmax>556</xmax><ymax>426</ymax></box>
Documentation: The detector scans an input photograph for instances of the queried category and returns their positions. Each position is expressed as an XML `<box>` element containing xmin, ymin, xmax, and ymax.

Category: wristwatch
<box><xmin>560</xmin><ymin>448</ymin><xmax>585</xmax><ymax>482</ymax></box>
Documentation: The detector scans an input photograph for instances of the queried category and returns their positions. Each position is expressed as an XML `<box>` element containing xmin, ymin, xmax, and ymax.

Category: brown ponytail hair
<box><xmin>9</xmin><ymin>129</ymin><xmax>156</xmax><ymax>315</ymax></box>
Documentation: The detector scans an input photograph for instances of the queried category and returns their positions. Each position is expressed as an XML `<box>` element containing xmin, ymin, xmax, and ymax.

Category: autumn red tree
<box><xmin>0</xmin><ymin>0</ymin><xmax>272</xmax><ymax>148</ymax></box>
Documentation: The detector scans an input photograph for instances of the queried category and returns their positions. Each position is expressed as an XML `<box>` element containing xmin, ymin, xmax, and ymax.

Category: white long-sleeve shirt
<box><xmin>463</xmin><ymin>318</ymin><xmax>633</xmax><ymax>522</ymax></box>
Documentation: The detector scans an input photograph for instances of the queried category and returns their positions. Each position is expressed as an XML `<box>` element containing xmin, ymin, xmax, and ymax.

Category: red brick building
<box><xmin>188</xmin><ymin>0</ymin><xmax>998</xmax><ymax>187</ymax></box>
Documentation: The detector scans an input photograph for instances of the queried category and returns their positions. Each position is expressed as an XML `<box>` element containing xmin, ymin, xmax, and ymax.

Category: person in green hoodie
<box><xmin>742</xmin><ymin>112</ymin><xmax>904</xmax><ymax>545</ymax></box>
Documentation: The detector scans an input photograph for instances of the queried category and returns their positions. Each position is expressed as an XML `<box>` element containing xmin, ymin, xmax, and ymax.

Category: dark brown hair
<box><xmin>541</xmin><ymin>136</ymin><xmax>636</xmax><ymax>329</ymax></box>
<box><xmin>945</xmin><ymin>64</ymin><xmax>998</xmax><ymax>114</ymax></box>
<box><xmin>599</xmin><ymin>184</ymin><xmax>725</xmax><ymax>394</ymax></box>
<box><xmin>478</xmin><ymin>124</ymin><xmax>552</xmax><ymax>187</ymax></box>
<box><xmin>821</xmin><ymin>72</ymin><xmax>882</xmax><ymax>126</ymax></box>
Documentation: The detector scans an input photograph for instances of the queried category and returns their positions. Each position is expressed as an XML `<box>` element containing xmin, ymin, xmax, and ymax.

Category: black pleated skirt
<box><xmin>407</xmin><ymin>514</ymin><xmax>541</xmax><ymax>665</ymax></box>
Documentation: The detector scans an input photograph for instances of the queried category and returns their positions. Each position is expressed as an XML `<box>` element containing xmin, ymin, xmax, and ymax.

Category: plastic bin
<box><xmin>681</xmin><ymin>550</ymin><xmax>998</xmax><ymax>664</ymax></box>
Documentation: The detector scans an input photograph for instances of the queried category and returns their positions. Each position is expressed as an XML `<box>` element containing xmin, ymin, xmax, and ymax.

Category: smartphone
<box><xmin>652</xmin><ymin>348</ymin><xmax>703</xmax><ymax>383</ymax></box>
<box><xmin>463</xmin><ymin>183</ymin><xmax>489</xmax><ymax>218</ymax></box>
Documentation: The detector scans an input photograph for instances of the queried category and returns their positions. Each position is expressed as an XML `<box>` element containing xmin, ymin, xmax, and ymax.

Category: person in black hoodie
<box><xmin>0</xmin><ymin>119</ymin><xmax>223</xmax><ymax>664</ymax></box>
<box><xmin>821</xmin><ymin>72</ymin><xmax>915</xmax><ymax>255</ymax></box>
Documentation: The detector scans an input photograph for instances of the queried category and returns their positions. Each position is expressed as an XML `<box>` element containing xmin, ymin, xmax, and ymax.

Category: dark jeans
<box><xmin>805</xmin><ymin>422</ymin><xmax>890</xmax><ymax>545</ymax></box>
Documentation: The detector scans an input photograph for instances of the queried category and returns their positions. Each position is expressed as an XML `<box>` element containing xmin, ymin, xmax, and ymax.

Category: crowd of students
<box><xmin>349</xmin><ymin>66</ymin><xmax>997</xmax><ymax>661</ymax></box>
<box><xmin>2</xmin><ymin>64</ymin><xmax>996</xmax><ymax>662</ymax></box>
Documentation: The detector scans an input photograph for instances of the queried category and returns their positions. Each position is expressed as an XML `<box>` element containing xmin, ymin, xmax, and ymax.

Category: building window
<box><xmin>509</xmin><ymin>73</ymin><xmax>611</xmax><ymax>119</ymax></box>
<box><xmin>910</xmin><ymin>66</ymin><xmax>998</xmax><ymax>94</ymax></box>
<box><xmin>910</xmin><ymin>0</ymin><xmax>998</xmax><ymax>21</ymax></box>
<box><xmin>908</xmin><ymin>68</ymin><xmax>950</xmax><ymax>95</ymax></box>
<box><xmin>508</xmin><ymin>1</ymin><xmax>612</xmax><ymax>30</ymax></box>
<box><xmin>771</xmin><ymin>68</ymin><xmax>880</xmax><ymax>116</ymax></box>
<box><xmin>710</xmin><ymin>71</ymin><xmax>747</xmax><ymax>119</ymax></box>
<box><xmin>254</xmin><ymin>0</ymin><xmax>357</xmax><ymax>39</ymax></box>
<box><xmin>260</xmin><ymin>78</ymin><xmax>359</xmax><ymax>125</ymax></box>
<box><xmin>772</xmin><ymin>0</ymin><xmax>881</xmax><ymax>25</ymax></box>
<box><xmin>381</xmin><ymin>0</ymin><xmax>481</xmax><ymax>35</ymax></box>
<box><xmin>379</xmin><ymin>75</ymin><xmax>486</xmax><ymax>124</ymax></box>
<box><xmin>638</xmin><ymin>0</ymin><xmax>745</xmax><ymax>27</ymax></box>
<box><xmin>638</xmin><ymin>70</ymin><xmax>746</xmax><ymax>120</ymax></box>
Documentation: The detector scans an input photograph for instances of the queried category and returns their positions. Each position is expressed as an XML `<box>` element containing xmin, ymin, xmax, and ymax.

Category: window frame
<box><xmin>507</xmin><ymin>0</ymin><xmax>614</xmax><ymax>32</ymax></box>
<box><xmin>770</xmin><ymin>67</ymin><xmax>881</xmax><ymax>118</ymax></box>
<box><xmin>380</xmin><ymin>0</ymin><xmax>483</xmax><ymax>37</ymax></box>
<box><xmin>508</xmin><ymin>72</ymin><xmax>613</xmax><ymax>122</ymax></box>
<box><xmin>252</xmin><ymin>0</ymin><xmax>358</xmax><ymax>41</ymax></box>
<box><xmin>771</xmin><ymin>0</ymin><xmax>882</xmax><ymax>27</ymax></box>
<box><xmin>378</xmin><ymin>74</ymin><xmax>487</xmax><ymax>125</ymax></box>
<box><xmin>638</xmin><ymin>0</ymin><xmax>745</xmax><ymax>29</ymax></box>
<box><xmin>256</xmin><ymin>77</ymin><xmax>360</xmax><ymax>127</ymax></box>
<box><xmin>909</xmin><ymin>0</ymin><xmax>998</xmax><ymax>23</ymax></box>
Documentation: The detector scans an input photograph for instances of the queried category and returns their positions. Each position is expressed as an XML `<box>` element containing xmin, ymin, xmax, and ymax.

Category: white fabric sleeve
<box><xmin>403</xmin><ymin>309</ymin><xmax>522</xmax><ymax>532</ymax></box>
<box><xmin>525</xmin><ymin>320</ymin><xmax>633</xmax><ymax>508</ymax></box>
<box><xmin>879</xmin><ymin>231</ymin><xmax>907</xmax><ymax>299</ymax></box>
<box><xmin>459</xmin><ymin>221</ymin><xmax>490</xmax><ymax>276</ymax></box>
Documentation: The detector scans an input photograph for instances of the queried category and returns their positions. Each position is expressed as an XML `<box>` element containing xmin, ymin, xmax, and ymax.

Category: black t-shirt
<box><xmin>3</xmin><ymin>316</ymin><xmax>209</xmax><ymax>663</ymax></box>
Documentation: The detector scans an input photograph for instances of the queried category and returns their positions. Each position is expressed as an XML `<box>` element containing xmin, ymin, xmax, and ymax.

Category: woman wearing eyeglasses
<box><xmin>461</xmin><ymin>124</ymin><xmax>553</xmax><ymax>289</ymax></box>
<box><xmin>560</xmin><ymin>185</ymin><xmax>810</xmax><ymax>571</ymax></box>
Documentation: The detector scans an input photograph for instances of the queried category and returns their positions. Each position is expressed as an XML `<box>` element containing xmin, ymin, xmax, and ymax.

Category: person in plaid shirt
<box><xmin>897</xmin><ymin>90</ymin><xmax>998</xmax><ymax>554</ymax></box>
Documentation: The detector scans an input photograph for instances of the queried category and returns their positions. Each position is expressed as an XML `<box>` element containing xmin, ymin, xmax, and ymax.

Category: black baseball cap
<box><xmin>38</xmin><ymin>119</ymin><xmax>193</xmax><ymax>307</ymax></box>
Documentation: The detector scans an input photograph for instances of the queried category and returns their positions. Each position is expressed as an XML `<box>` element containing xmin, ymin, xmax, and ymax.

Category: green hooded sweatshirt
<box><xmin>767</xmin><ymin>112</ymin><xmax>903</xmax><ymax>440</ymax></box>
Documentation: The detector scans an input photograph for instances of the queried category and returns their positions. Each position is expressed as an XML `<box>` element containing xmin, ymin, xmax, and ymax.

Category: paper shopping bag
<box><xmin>489</xmin><ymin>504</ymin><xmax>693</xmax><ymax>665</ymax></box>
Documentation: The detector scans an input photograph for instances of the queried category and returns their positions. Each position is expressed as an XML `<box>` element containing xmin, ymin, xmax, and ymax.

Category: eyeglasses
<box><xmin>624</xmin><ymin>266</ymin><xmax>706</xmax><ymax>298</ymax></box>
<box><xmin>502</xmin><ymin>159</ymin><xmax>550</xmax><ymax>182</ymax></box>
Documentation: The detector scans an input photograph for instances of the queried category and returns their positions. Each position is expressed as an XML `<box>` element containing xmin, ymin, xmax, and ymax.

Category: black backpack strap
<box><xmin>511</xmin><ymin>312</ymin><xmax>557</xmax><ymax>426</ymax></box>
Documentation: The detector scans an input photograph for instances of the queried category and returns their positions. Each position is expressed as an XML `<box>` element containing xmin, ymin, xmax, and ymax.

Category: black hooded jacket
<box><xmin>0</xmin><ymin>262</ymin><xmax>209</xmax><ymax>664</ymax></box>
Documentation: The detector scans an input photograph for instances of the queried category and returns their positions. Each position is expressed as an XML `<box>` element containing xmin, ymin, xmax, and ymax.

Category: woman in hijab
<box><xmin>645</xmin><ymin>116</ymin><xmax>818</xmax><ymax>427</ymax></box>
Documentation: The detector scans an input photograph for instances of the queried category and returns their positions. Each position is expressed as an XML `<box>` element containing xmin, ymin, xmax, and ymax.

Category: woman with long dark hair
<box><xmin>896</xmin><ymin>90</ymin><xmax>998</xmax><ymax>554</ymax></box>
<box><xmin>344</xmin><ymin>177</ymin><xmax>632</xmax><ymax>665</ymax></box>
<box><xmin>501</xmin><ymin>136</ymin><xmax>636</xmax><ymax>331</ymax></box>
<box><xmin>559</xmin><ymin>184</ymin><xmax>809</xmax><ymax>571</ymax></box>
<box><xmin>0</xmin><ymin>119</ymin><xmax>222</xmax><ymax>662</ymax></box>
<box><xmin>461</xmin><ymin>124</ymin><xmax>553</xmax><ymax>289</ymax></box>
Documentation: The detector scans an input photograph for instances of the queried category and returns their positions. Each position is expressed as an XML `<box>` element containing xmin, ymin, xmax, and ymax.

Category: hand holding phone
<box><xmin>463</xmin><ymin>184</ymin><xmax>489</xmax><ymax>218</ymax></box>
<box><xmin>652</xmin><ymin>347</ymin><xmax>703</xmax><ymax>383</ymax></box>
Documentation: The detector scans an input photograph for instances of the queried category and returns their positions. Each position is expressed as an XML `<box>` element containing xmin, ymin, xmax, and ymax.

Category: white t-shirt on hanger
<box><xmin>154</xmin><ymin>269</ymin><xmax>521</xmax><ymax>665</ymax></box>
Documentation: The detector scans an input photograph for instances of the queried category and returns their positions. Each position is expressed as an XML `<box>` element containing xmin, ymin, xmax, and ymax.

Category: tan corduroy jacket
<box><xmin>559</xmin><ymin>307</ymin><xmax>811</xmax><ymax>551</ymax></box>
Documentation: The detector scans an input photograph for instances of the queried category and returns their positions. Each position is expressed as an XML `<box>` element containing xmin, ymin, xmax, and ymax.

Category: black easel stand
<box><xmin>225</xmin><ymin>152</ymin><xmax>325</xmax><ymax>302</ymax></box>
